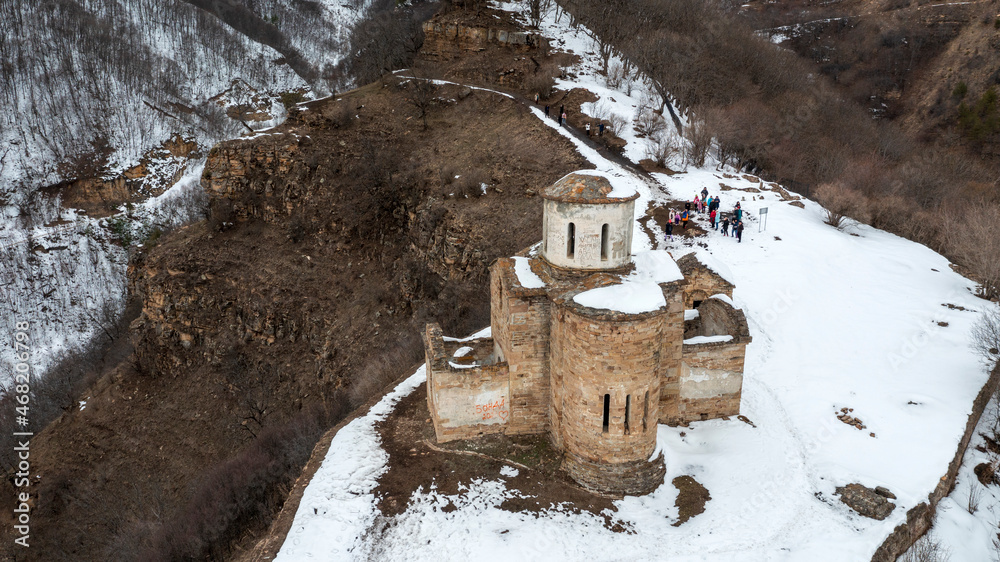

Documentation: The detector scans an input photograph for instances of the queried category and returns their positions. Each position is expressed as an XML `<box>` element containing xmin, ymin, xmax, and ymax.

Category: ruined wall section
<box><xmin>657</xmin><ymin>283</ymin><xmax>687</xmax><ymax>424</ymax></box>
<box><xmin>424</xmin><ymin>323</ymin><xmax>511</xmax><ymax>443</ymax></box>
<box><xmin>676</xmin><ymin>253</ymin><xmax>735</xmax><ymax>309</ymax></box>
<box><xmin>490</xmin><ymin>258</ymin><xmax>551</xmax><ymax>436</ymax></box>
<box><xmin>670</xmin><ymin>297</ymin><xmax>751</xmax><ymax>424</ymax></box>
<box><xmin>676</xmin><ymin>341</ymin><xmax>746</xmax><ymax>423</ymax></box>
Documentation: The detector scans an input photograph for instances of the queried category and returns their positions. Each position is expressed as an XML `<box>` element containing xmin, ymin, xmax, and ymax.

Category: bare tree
<box><xmin>947</xmin><ymin>206</ymin><xmax>1000</xmax><ymax>300</ymax></box>
<box><xmin>972</xmin><ymin>307</ymin><xmax>1000</xmax><ymax>369</ymax></box>
<box><xmin>402</xmin><ymin>74</ymin><xmax>437</xmax><ymax>130</ymax></box>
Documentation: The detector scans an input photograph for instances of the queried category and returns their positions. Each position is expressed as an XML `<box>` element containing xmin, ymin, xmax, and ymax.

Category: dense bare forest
<box><xmin>0</xmin><ymin>0</ymin><xmax>371</xmax><ymax>200</ymax></box>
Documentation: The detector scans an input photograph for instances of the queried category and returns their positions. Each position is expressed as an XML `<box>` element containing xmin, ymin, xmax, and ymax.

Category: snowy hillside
<box><xmin>0</xmin><ymin>0</ymin><xmax>378</xmax><ymax>388</ymax></box>
<box><xmin>273</xmin><ymin>3</ymin><xmax>1000</xmax><ymax>560</ymax></box>
<box><xmin>0</xmin><ymin>0</ymin><xmax>374</xmax><ymax>198</ymax></box>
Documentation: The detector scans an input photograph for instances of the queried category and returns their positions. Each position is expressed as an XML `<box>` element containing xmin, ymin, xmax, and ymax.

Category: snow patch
<box><xmin>573</xmin><ymin>281</ymin><xmax>666</xmax><ymax>314</ymax></box>
<box><xmin>513</xmin><ymin>256</ymin><xmax>545</xmax><ymax>288</ymax></box>
<box><xmin>683</xmin><ymin>335</ymin><xmax>734</xmax><ymax>345</ymax></box>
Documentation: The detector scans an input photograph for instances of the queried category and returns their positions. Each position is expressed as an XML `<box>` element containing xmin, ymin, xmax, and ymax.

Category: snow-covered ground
<box><xmin>273</xmin><ymin>3</ymin><xmax>1000</xmax><ymax>560</ymax></box>
<box><xmin>0</xmin><ymin>160</ymin><xmax>212</xmax><ymax>385</ymax></box>
<box><xmin>1</xmin><ymin>0</ymin><xmax>376</xmax><ymax>387</ymax></box>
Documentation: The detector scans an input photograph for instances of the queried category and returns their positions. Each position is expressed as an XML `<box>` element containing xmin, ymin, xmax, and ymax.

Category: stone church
<box><xmin>423</xmin><ymin>170</ymin><xmax>751</xmax><ymax>495</ymax></box>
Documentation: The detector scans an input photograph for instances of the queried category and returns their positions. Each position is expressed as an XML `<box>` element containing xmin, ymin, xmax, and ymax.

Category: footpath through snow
<box><xmin>274</xmin><ymin>2</ymin><xmax>999</xmax><ymax>560</ymax></box>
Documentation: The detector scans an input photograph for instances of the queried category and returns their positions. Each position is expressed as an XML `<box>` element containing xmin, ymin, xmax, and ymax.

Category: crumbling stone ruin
<box><xmin>423</xmin><ymin>171</ymin><xmax>751</xmax><ymax>495</ymax></box>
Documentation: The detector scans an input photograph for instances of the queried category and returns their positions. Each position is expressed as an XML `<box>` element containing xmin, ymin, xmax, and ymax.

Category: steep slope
<box><xmin>0</xmin><ymin>48</ymin><xmax>590</xmax><ymax>558</ymax></box>
<box><xmin>0</xmin><ymin>0</ymin><xmax>399</xmax><ymax>389</ymax></box>
<box><xmin>746</xmin><ymin>0</ymin><xmax>1000</xmax><ymax>153</ymax></box>
<box><xmin>0</xmin><ymin>0</ymin><xmax>385</xmax><ymax>197</ymax></box>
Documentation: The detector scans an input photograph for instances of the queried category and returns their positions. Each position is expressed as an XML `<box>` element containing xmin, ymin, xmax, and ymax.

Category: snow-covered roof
<box><xmin>710</xmin><ymin>293</ymin><xmax>738</xmax><ymax>308</ymax></box>
<box><xmin>631</xmin><ymin>250</ymin><xmax>684</xmax><ymax>284</ymax></box>
<box><xmin>543</xmin><ymin>170</ymin><xmax>639</xmax><ymax>203</ymax></box>
<box><xmin>572</xmin><ymin>281</ymin><xmax>666</xmax><ymax>314</ymax></box>
<box><xmin>677</xmin><ymin>251</ymin><xmax>736</xmax><ymax>286</ymax></box>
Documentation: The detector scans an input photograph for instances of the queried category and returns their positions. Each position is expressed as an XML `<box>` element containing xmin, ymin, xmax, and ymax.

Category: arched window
<box><xmin>642</xmin><ymin>391</ymin><xmax>649</xmax><ymax>432</ymax></box>
<box><xmin>602</xmin><ymin>393</ymin><xmax>610</xmax><ymax>433</ymax></box>
<box><xmin>601</xmin><ymin>223</ymin><xmax>609</xmax><ymax>261</ymax></box>
<box><xmin>567</xmin><ymin>222</ymin><xmax>576</xmax><ymax>259</ymax></box>
<box><xmin>624</xmin><ymin>394</ymin><xmax>631</xmax><ymax>435</ymax></box>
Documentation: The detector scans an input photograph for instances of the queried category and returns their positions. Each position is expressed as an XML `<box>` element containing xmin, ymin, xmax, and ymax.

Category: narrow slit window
<box><xmin>602</xmin><ymin>393</ymin><xmax>610</xmax><ymax>433</ymax></box>
<box><xmin>600</xmin><ymin>223</ymin><xmax>609</xmax><ymax>261</ymax></box>
<box><xmin>642</xmin><ymin>391</ymin><xmax>649</xmax><ymax>432</ymax></box>
<box><xmin>567</xmin><ymin>223</ymin><xmax>576</xmax><ymax>259</ymax></box>
<box><xmin>624</xmin><ymin>395</ymin><xmax>631</xmax><ymax>435</ymax></box>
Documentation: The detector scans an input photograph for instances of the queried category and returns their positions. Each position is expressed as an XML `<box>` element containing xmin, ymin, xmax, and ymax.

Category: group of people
<box><xmin>664</xmin><ymin>187</ymin><xmax>746</xmax><ymax>243</ymax></box>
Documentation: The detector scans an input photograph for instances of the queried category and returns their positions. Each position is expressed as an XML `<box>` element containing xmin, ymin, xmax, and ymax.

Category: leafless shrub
<box><xmin>682</xmin><ymin>118</ymin><xmax>712</xmax><ymax>168</ymax></box>
<box><xmin>644</xmin><ymin>133</ymin><xmax>680</xmax><ymax>168</ymax></box>
<box><xmin>329</xmin><ymin>102</ymin><xmax>354</xmax><ymax>129</ymax></box>
<box><xmin>348</xmin><ymin>335</ymin><xmax>423</xmax><ymax>408</ymax></box>
<box><xmin>815</xmin><ymin>183</ymin><xmax>870</xmax><ymax>226</ymax></box>
<box><xmin>899</xmin><ymin>534</ymin><xmax>949</xmax><ymax>562</ymax></box>
<box><xmin>456</xmin><ymin>168</ymin><xmax>490</xmax><ymax>199</ymax></box>
<box><xmin>823</xmin><ymin>209</ymin><xmax>848</xmax><ymax>230</ymax></box>
<box><xmin>945</xmin><ymin>205</ymin><xmax>1000</xmax><ymax>300</ymax></box>
<box><xmin>140</xmin><ymin>401</ymin><xmax>348</xmax><ymax>561</ymax></box>
<box><xmin>590</xmin><ymin>100</ymin><xmax>612</xmax><ymax>122</ymax></box>
<box><xmin>972</xmin><ymin>307</ymin><xmax>1000</xmax><ymax>369</ymax></box>
<box><xmin>967</xmin><ymin>484</ymin><xmax>983</xmax><ymax>514</ymax></box>
<box><xmin>634</xmin><ymin>108</ymin><xmax>667</xmax><ymax>138</ymax></box>
<box><xmin>607</xmin><ymin>61</ymin><xmax>628</xmax><ymax>90</ymax></box>
<box><xmin>608</xmin><ymin>113</ymin><xmax>628</xmax><ymax>136</ymax></box>
<box><xmin>402</xmin><ymin>77</ymin><xmax>437</xmax><ymax>129</ymax></box>
<box><xmin>525</xmin><ymin>70</ymin><xmax>556</xmax><ymax>99</ymax></box>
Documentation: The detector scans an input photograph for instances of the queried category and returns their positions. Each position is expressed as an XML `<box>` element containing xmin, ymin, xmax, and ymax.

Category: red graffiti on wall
<box><xmin>475</xmin><ymin>398</ymin><xmax>508</xmax><ymax>422</ymax></box>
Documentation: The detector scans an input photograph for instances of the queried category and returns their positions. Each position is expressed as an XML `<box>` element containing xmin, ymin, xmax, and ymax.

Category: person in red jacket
<box><xmin>709</xmin><ymin>208</ymin><xmax>717</xmax><ymax>229</ymax></box>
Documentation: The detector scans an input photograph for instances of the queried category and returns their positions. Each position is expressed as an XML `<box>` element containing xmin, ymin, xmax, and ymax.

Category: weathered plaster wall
<box><xmin>676</xmin><ymin>341</ymin><xmax>745</xmax><ymax>422</ymax></box>
<box><xmin>541</xmin><ymin>199</ymin><xmax>634</xmax><ymax>270</ymax></box>
<box><xmin>424</xmin><ymin>323</ymin><xmax>511</xmax><ymax>443</ymax></box>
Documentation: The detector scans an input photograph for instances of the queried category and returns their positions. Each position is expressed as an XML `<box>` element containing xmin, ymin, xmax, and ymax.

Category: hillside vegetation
<box><xmin>0</xmin><ymin>0</ymin><xmax>377</xmax><ymax>200</ymax></box>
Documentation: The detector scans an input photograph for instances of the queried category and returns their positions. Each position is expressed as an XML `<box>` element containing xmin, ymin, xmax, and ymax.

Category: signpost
<box><xmin>759</xmin><ymin>207</ymin><xmax>768</xmax><ymax>232</ymax></box>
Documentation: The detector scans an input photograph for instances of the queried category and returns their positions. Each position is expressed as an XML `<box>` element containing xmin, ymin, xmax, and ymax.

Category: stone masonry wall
<box><xmin>551</xmin><ymin>302</ymin><xmax>665</xmax><ymax>465</ymax></box>
<box><xmin>424</xmin><ymin>324</ymin><xmax>511</xmax><ymax>443</ymax></box>
<box><xmin>562</xmin><ymin>452</ymin><xmax>667</xmax><ymax>496</ymax></box>
<box><xmin>676</xmin><ymin>254</ymin><xmax>735</xmax><ymax>309</ymax></box>
<box><xmin>675</xmin><ymin>341</ymin><xmax>746</xmax><ymax>423</ymax></box>
<box><xmin>490</xmin><ymin>259</ymin><xmax>551</xmax><ymax>436</ymax></box>
<box><xmin>657</xmin><ymin>285</ymin><xmax>686</xmax><ymax>424</ymax></box>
